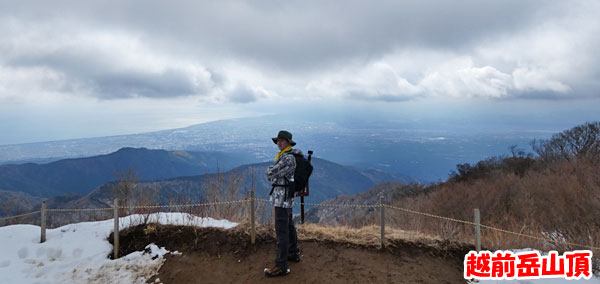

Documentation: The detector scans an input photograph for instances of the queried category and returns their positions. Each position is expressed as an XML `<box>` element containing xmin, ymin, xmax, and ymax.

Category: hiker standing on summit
<box><xmin>264</xmin><ymin>130</ymin><xmax>302</xmax><ymax>277</ymax></box>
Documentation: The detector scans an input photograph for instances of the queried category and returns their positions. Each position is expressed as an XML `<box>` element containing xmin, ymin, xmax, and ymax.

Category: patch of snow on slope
<box><xmin>0</xmin><ymin>213</ymin><xmax>237</xmax><ymax>284</ymax></box>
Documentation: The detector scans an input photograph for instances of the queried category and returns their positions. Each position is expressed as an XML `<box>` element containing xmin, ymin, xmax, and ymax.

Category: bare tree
<box><xmin>202</xmin><ymin>166</ymin><xmax>246</xmax><ymax>221</ymax></box>
<box><xmin>131</xmin><ymin>182</ymin><xmax>160</xmax><ymax>224</ymax></box>
<box><xmin>532</xmin><ymin>121</ymin><xmax>600</xmax><ymax>163</ymax></box>
<box><xmin>0</xmin><ymin>198</ymin><xmax>17</xmax><ymax>225</ymax></box>
<box><xmin>110</xmin><ymin>168</ymin><xmax>139</xmax><ymax>216</ymax></box>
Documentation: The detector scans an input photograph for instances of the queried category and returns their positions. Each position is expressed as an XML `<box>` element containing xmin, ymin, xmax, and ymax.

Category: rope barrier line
<box><xmin>46</xmin><ymin>198</ymin><xmax>377</xmax><ymax>213</ymax></box>
<box><xmin>4</xmin><ymin>197</ymin><xmax>599</xmax><ymax>251</ymax></box>
<box><xmin>253</xmin><ymin>198</ymin><xmax>379</xmax><ymax>208</ymax></box>
<box><xmin>122</xmin><ymin>199</ymin><xmax>249</xmax><ymax>210</ymax></box>
<box><xmin>44</xmin><ymin>199</ymin><xmax>252</xmax><ymax>213</ymax></box>
<box><xmin>256</xmin><ymin>198</ymin><xmax>600</xmax><ymax>251</ymax></box>
<box><xmin>0</xmin><ymin>210</ymin><xmax>41</xmax><ymax>221</ymax></box>
<box><xmin>297</xmin><ymin>202</ymin><xmax>378</xmax><ymax>208</ymax></box>
<box><xmin>47</xmin><ymin>208</ymin><xmax>113</xmax><ymax>212</ymax></box>
<box><xmin>383</xmin><ymin>204</ymin><xmax>600</xmax><ymax>252</ymax></box>
<box><xmin>384</xmin><ymin>204</ymin><xmax>477</xmax><ymax>226</ymax></box>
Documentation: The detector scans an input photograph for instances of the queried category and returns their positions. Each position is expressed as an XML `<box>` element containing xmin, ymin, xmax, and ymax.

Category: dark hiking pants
<box><xmin>274</xmin><ymin>206</ymin><xmax>299</xmax><ymax>269</ymax></box>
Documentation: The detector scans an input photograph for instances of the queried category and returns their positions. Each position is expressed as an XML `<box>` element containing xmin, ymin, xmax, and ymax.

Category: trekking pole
<box><xmin>250</xmin><ymin>190</ymin><xmax>256</xmax><ymax>245</ymax></box>
<box><xmin>380</xmin><ymin>195</ymin><xmax>385</xmax><ymax>249</ymax></box>
<box><xmin>301</xmin><ymin>150</ymin><xmax>313</xmax><ymax>224</ymax></box>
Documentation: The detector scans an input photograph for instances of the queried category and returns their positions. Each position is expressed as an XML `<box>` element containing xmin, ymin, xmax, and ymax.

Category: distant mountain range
<box><xmin>52</xmin><ymin>157</ymin><xmax>412</xmax><ymax>215</ymax></box>
<box><xmin>0</xmin><ymin>147</ymin><xmax>413</xmax><ymax>219</ymax></box>
<box><xmin>0</xmin><ymin>147</ymin><xmax>257</xmax><ymax>197</ymax></box>
<box><xmin>0</xmin><ymin>115</ymin><xmax>548</xmax><ymax>181</ymax></box>
<box><xmin>35</xmin><ymin>172</ymin><xmax>417</xmax><ymax>227</ymax></box>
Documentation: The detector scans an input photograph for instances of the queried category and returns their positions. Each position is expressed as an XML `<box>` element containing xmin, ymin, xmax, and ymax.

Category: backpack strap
<box><xmin>270</xmin><ymin>178</ymin><xmax>291</xmax><ymax>196</ymax></box>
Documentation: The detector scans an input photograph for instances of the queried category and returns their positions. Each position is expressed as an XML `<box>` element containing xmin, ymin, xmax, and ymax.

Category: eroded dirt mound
<box><xmin>110</xmin><ymin>224</ymin><xmax>271</xmax><ymax>259</ymax></box>
<box><xmin>113</xmin><ymin>224</ymin><xmax>471</xmax><ymax>284</ymax></box>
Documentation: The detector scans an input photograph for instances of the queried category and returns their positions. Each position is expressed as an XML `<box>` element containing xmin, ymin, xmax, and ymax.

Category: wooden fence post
<box><xmin>114</xmin><ymin>198</ymin><xmax>119</xmax><ymax>259</ymax></box>
<box><xmin>40</xmin><ymin>201</ymin><xmax>47</xmax><ymax>243</ymax></box>
<box><xmin>250</xmin><ymin>190</ymin><xmax>256</xmax><ymax>245</ymax></box>
<box><xmin>380</xmin><ymin>195</ymin><xmax>385</xmax><ymax>249</ymax></box>
<box><xmin>474</xmin><ymin>208</ymin><xmax>481</xmax><ymax>252</ymax></box>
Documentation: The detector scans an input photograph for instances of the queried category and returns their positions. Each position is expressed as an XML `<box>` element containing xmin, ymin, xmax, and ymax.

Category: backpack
<box><xmin>287</xmin><ymin>153</ymin><xmax>313</xmax><ymax>198</ymax></box>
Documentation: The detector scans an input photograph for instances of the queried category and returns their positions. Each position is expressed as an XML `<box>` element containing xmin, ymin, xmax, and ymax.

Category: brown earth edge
<box><xmin>109</xmin><ymin>224</ymin><xmax>474</xmax><ymax>284</ymax></box>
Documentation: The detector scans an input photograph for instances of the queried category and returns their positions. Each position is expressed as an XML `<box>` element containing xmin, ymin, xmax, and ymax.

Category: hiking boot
<box><xmin>264</xmin><ymin>266</ymin><xmax>290</xmax><ymax>277</ymax></box>
<box><xmin>288</xmin><ymin>251</ymin><xmax>302</xmax><ymax>262</ymax></box>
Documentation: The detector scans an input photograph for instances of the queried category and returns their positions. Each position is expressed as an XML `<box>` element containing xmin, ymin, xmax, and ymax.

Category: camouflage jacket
<box><xmin>266</xmin><ymin>148</ymin><xmax>303</xmax><ymax>208</ymax></box>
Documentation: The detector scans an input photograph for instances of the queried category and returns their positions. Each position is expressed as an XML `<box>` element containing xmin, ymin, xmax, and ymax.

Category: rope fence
<box><xmin>47</xmin><ymin>207</ymin><xmax>114</xmax><ymax>212</ymax></box>
<box><xmin>0</xmin><ymin>210</ymin><xmax>41</xmax><ymax>222</ymax></box>
<box><xmin>382</xmin><ymin>203</ymin><xmax>600</xmax><ymax>251</ymax></box>
<box><xmin>1</xmin><ymin>195</ymin><xmax>599</xmax><ymax>258</ymax></box>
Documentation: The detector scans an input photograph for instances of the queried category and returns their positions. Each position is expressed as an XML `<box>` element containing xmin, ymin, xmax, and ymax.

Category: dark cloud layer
<box><xmin>0</xmin><ymin>0</ymin><xmax>598</xmax><ymax>102</ymax></box>
<box><xmin>91</xmin><ymin>69</ymin><xmax>206</xmax><ymax>99</ymax></box>
<box><xmin>1</xmin><ymin>0</ymin><xmax>549</xmax><ymax>69</ymax></box>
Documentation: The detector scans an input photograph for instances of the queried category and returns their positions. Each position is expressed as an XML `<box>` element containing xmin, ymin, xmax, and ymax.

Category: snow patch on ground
<box><xmin>0</xmin><ymin>213</ymin><xmax>237</xmax><ymax>284</ymax></box>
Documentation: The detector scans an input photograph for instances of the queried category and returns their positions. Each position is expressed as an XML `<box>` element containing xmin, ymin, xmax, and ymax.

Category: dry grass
<box><xmin>227</xmin><ymin>220</ymin><xmax>473</xmax><ymax>261</ymax></box>
<box><xmin>226</xmin><ymin>221</ymin><xmax>474</xmax><ymax>262</ymax></box>
<box><xmin>296</xmin><ymin>223</ymin><xmax>440</xmax><ymax>247</ymax></box>
<box><xmin>233</xmin><ymin>220</ymin><xmax>443</xmax><ymax>249</ymax></box>
<box><xmin>387</xmin><ymin>158</ymin><xmax>600</xmax><ymax>253</ymax></box>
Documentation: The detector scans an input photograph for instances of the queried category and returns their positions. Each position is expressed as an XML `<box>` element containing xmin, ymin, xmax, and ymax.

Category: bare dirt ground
<box><xmin>156</xmin><ymin>241</ymin><xmax>465</xmax><ymax>284</ymax></box>
<box><xmin>114</xmin><ymin>224</ymin><xmax>472</xmax><ymax>284</ymax></box>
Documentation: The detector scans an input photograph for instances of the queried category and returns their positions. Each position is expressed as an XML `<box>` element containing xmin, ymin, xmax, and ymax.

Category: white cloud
<box><xmin>0</xmin><ymin>1</ymin><xmax>598</xmax><ymax>108</ymax></box>
<box><xmin>1</xmin><ymin>0</ymin><xmax>599</xmax><ymax>145</ymax></box>
<box><xmin>1</xmin><ymin>20</ymin><xmax>217</xmax><ymax>101</ymax></box>
<box><xmin>419</xmin><ymin>57</ymin><xmax>513</xmax><ymax>98</ymax></box>
<box><xmin>306</xmin><ymin>61</ymin><xmax>421</xmax><ymax>101</ymax></box>
<box><xmin>0</xmin><ymin>65</ymin><xmax>68</xmax><ymax>103</ymax></box>
<box><xmin>303</xmin><ymin>0</ymin><xmax>600</xmax><ymax>101</ymax></box>
<box><xmin>473</xmin><ymin>0</ymin><xmax>600</xmax><ymax>97</ymax></box>
<box><xmin>306</xmin><ymin>55</ymin><xmax>554</xmax><ymax>101</ymax></box>
<box><xmin>512</xmin><ymin>66</ymin><xmax>570</xmax><ymax>94</ymax></box>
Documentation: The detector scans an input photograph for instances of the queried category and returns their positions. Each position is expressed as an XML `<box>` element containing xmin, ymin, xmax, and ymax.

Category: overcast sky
<box><xmin>1</xmin><ymin>0</ymin><xmax>599</xmax><ymax>145</ymax></box>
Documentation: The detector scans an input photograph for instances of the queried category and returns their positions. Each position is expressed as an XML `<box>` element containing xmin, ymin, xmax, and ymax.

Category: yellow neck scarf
<box><xmin>275</xmin><ymin>146</ymin><xmax>293</xmax><ymax>162</ymax></box>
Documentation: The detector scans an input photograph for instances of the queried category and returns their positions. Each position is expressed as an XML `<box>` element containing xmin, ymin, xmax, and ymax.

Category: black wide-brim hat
<box><xmin>272</xmin><ymin>130</ymin><xmax>296</xmax><ymax>146</ymax></box>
